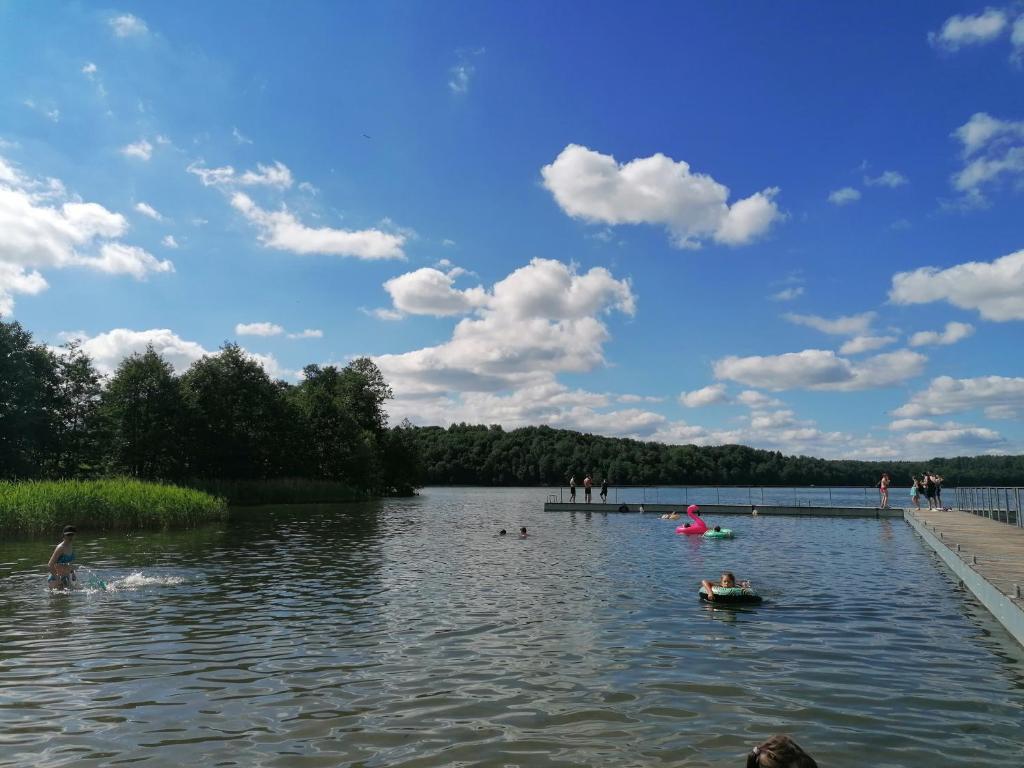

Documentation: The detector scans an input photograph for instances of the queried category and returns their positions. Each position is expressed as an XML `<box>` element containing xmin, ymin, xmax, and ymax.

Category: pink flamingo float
<box><xmin>675</xmin><ymin>505</ymin><xmax>707</xmax><ymax>535</ymax></box>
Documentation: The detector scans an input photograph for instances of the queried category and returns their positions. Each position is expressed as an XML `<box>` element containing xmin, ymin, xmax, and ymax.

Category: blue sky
<box><xmin>2</xmin><ymin>2</ymin><xmax>1023</xmax><ymax>460</ymax></box>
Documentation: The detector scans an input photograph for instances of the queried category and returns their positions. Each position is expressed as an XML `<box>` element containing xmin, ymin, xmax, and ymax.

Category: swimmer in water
<box><xmin>519</xmin><ymin>527</ymin><xmax>527</xmax><ymax>538</ymax></box>
<box><xmin>700</xmin><ymin>571</ymin><xmax>752</xmax><ymax>601</ymax></box>
<box><xmin>47</xmin><ymin>525</ymin><xmax>77</xmax><ymax>588</ymax></box>
<box><xmin>660</xmin><ymin>510</ymin><xmax>681</xmax><ymax>520</ymax></box>
<box><xmin>499</xmin><ymin>529</ymin><xmax>507</xmax><ymax>536</ymax></box>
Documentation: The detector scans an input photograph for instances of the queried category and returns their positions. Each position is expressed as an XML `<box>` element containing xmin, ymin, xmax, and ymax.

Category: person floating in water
<box><xmin>47</xmin><ymin>525</ymin><xmax>77</xmax><ymax>588</ymax></box>
<box><xmin>700</xmin><ymin>571</ymin><xmax>752</xmax><ymax>601</ymax></box>
<box><xmin>499</xmin><ymin>529</ymin><xmax>507</xmax><ymax>536</ymax></box>
<box><xmin>519</xmin><ymin>527</ymin><xmax>528</xmax><ymax>538</ymax></box>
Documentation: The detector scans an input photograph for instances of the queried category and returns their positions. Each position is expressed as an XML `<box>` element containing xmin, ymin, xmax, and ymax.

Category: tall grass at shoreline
<box><xmin>0</xmin><ymin>479</ymin><xmax>228</xmax><ymax>536</ymax></box>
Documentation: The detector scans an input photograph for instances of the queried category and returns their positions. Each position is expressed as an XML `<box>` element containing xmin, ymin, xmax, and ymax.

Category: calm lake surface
<box><xmin>1</xmin><ymin>487</ymin><xmax>1022</xmax><ymax>767</ymax></box>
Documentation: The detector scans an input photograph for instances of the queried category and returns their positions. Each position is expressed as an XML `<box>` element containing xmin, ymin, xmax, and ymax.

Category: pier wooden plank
<box><xmin>905</xmin><ymin>509</ymin><xmax>1024</xmax><ymax>645</ymax></box>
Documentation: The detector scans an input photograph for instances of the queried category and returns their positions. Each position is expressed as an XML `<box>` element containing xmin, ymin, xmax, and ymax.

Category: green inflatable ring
<box><xmin>702</xmin><ymin>528</ymin><xmax>734</xmax><ymax>539</ymax></box>
<box><xmin>698</xmin><ymin>586</ymin><xmax>762</xmax><ymax>604</ymax></box>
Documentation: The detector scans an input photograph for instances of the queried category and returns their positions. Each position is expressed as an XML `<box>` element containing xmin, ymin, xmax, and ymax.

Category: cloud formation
<box><xmin>929</xmin><ymin>9</ymin><xmax>1008</xmax><ymax>50</ymax></box>
<box><xmin>541</xmin><ymin>144</ymin><xmax>782</xmax><ymax>248</ymax></box>
<box><xmin>120</xmin><ymin>139</ymin><xmax>153</xmax><ymax>161</ymax></box>
<box><xmin>134</xmin><ymin>202</ymin><xmax>162</xmax><ymax>220</ymax></box>
<box><xmin>713</xmin><ymin>348</ymin><xmax>926</xmax><ymax>391</ymax></box>
<box><xmin>230</xmin><ymin>193</ymin><xmax>406</xmax><ymax>260</ymax></box>
<box><xmin>0</xmin><ymin>155</ymin><xmax>172</xmax><ymax>315</ymax></box>
<box><xmin>783</xmin><ymin>311</ymin><xmax>875</xmax><ymax>336</ymax></box>
<box><xmin>680</xmin><ymin>383</ymin><xmax>729</xmax><ymax>407</ymax></box>
<box><xmin>890</xmin><ymin>248</ymin><xmax>1024</xmax><ymax>321</ymax></box>
<box><xmin>950</xmin><ymin>113</ymin><xmax>1024</xmax><ymax>200</ymax></box>
<box><xmin>828</xmin><ymin>187</ymin><xmax>861</xmax><ymax>205</ymax></box>
<box><xmin>863</xmin><ymin>170</ymin><xmax>909</xmax><ymax>188</ymax></box>
<box><xmin>838</xmin><ymin>335</ymin><xmax>897</xmax><ymax>355</ymax></box>
<box><xmin>908</xmin><ymin>321</ymin><xmax>975</xmax><ymax>347</ymax></box>
<box><xmin>187</xmin><ymin>160</ymin><xmax>293</xmax><ymax>190</ymax></box>
<box><xmin>109</xmin><ymin>14</ymin><xmax>148</xmax><ymax>38</ymax></box>
<box><xmin>375</xmin><ymin>258</ymin><xmax>635</xmax><ymax>400</ymax></box>
<box><xmin>894</xmin><ymin>375</ymin><xmax>1024</xmax><ymax>419</ymax></box>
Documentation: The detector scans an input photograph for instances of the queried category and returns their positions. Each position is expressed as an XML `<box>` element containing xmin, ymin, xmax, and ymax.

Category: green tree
<box><xmin>0</xmin><ymin>320</ymin><xmax>60</xmax><ymax>478</ymax></box>
<box><xmin>51</xmin><ymin>341</ymin><xmax>104</xmax><ymax>477</ymax></box>
<box><xmin>101</xmin><ymin>347</ymin><xmax>185</xmax><ymax>478</ymax></box>
<box><xmin>179</xmin><ymin>344</ymin><xmax>296</xmax><ymax>479</ymax></box>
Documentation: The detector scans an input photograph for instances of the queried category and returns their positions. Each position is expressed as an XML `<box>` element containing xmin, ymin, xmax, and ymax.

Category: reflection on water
<box><xmin>1</xmin><ymin>488</ymin><xmax>1022</xmax><ymax>767</ymax></box>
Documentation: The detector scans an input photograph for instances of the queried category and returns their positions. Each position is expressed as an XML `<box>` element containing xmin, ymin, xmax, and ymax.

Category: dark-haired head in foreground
<box><xmin>746</xmin><ymin>735</ymin><xmax>817</xmax><ymax>768</ymax></box>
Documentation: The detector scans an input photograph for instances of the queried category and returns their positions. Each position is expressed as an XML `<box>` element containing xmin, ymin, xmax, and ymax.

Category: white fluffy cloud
<box><xmin>904</xmin><ymin>426</ymin><xmax>1003</xmax><ymax>447</ymax></box>
<box><xmin>0</xmin><ymin>156</ymin><xmax>172</xmax><ymax>314</ymax></box>
<box><xmin>109</xmin><ymin>14</ymin><xmax>148</xmax><ymax>37</ymax></box>
<box><xmin>929</xmin><ymin>9</ymin><xmax>1008</xmax><ymax>50</ymax></box>
<box><xmin>784</xmin><ymin>311</ymin><xmax>875</xmax><ymax>336</ymax></box>
<box><xmin>230</xmin><ymin>192</ymin><xmax>405</xmax><ymax>260</ymax></box>
<box><xmin>713</xmin><ymin>348</ymin><xmax>926</xmax><ymax>391</ymax></box>
<box><xmin>235</xmin><ymin>322</ymin><xmax>323</xmax><ymax>340</ymax></box>
<box><xmin>950</xmin><ymin>113</ymin><xmax>1024</xmax><ymax>197</ymax></box>
<box><xmin>680</xmin><ymin>383</ymin><xmax>729</xmax><ymax>408</ymax></box>
<box><xmin>736</xmin><ymin>390</ymin><xmax>784</xmax><ymax>408</ymax></box>
<box><xmin>894</xmin><ymin>375</ymin><xmax>1024</xmax><ymax>418</ymax></box>
<box><xmin>161</xmin><ymin>235</ymin><xmax>179</xmax><ymax>248</ymax></box>
<box><xmin>236</xmin><ymin>322</ymin><xmax>284</xmax><ymax>337</ymax></box>
<box><xmin>863</xmin><ymin>170</ymin><xmax>908</xmax><ymax>188</ymax></box>
<box><xmin>839</xmin><ymin>335</ymin><xmax>897</xmax><ymax>355</ymax></box>
<box><xmin>120</xmin><ymin>139</ymin><xmax>153</xmax><ymax>161</ymax></box>
<box><xmin>187</xmin><ymin>160</ymin><xmax>293</xmax><ymax>190</ymax></box>
<box><xmin>73</xmin><ymin>328</ymin><xmax>209</xmax><ymax>375</ymax></box>
<box><xmin>288</xmin><ymin>329</ymin><xmax>323</xmax><ymax>339</ymax></box>
<box><xmin>383</xmin><ymin>267</ymin><xmax>488</xmax><ymax>316</ymax></box>
<box><xmin>67</xmin><ymin>327</ymin><xmax>292</xmax><ymax>379</ymax></box>
<box><xmin>540</xmin><ymin>144</ymin><xmax>782</xmax><ymax>248</ymax></box>
<box><xmin>908</xmin><ymin>321</ymin><xmax>975</xmax><ymax>347</ymax></box>
<box><xmin>134</xmin><ymin>202</ymin><xmax>162</xmax><ymax>220</ymax></box>
<box><xmin>828</xmin><ymin>187</ymin><xmax>861</xmax><ymax>205</ymax></box>
<box><xmin>890</xmin><ymin>249</ymin><xmax>1024</xmax><ymax>321</ymax></box>
<box><xmin>375</xmin><ymin>258</ymin><xmax>635</xmax><ymax>399</ymax></box>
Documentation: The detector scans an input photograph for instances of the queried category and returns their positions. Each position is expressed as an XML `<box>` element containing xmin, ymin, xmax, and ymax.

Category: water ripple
<box><xmin>1</xmin><ymin>488</ymin><xmax>1022</xmax><ymax>767</ymax></box>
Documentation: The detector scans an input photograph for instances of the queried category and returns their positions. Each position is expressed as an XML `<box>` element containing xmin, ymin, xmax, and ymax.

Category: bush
<box><xmin>0</xmin><ymin>478</ymin><xmax>228</xmax><ymax>535</ymax></box>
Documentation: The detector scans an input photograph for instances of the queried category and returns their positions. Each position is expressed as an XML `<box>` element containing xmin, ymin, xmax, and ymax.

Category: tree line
<box><xmin>1</xmin><ymin>320</ymin><xmax>421</xmax><ymax>495</ymax></box>
<box><xmin>406</xmin><ymin>423</ymin><xmax>1024</xmax><ymax>487</ymax></box>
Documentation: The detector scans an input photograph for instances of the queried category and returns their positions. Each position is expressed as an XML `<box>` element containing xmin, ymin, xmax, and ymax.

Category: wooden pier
<box><xmin>905</xmin><ymin>508</ymin><xmax>1024</xmax><ymax>648</ymax></box>
<box><xmin>542</xmin><ymin>501</ymin><xmax>904</xmax><ymax>518</ymax></box>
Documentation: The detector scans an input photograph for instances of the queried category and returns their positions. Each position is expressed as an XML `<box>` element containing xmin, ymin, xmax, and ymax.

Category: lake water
<box><xmin>1</xmin><ymin>487</ymin><xmax>1022</xmax><ymax>767</ymax></box>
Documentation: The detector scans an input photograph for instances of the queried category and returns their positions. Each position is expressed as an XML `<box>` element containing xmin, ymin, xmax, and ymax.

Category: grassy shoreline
<box><xmin>0</xmin><ymin>479</ymin><xmax>228</xmax><ymax>535</ymax></box>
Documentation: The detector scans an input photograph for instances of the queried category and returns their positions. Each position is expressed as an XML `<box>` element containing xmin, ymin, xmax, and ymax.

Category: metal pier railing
<box><xmin>549</xmin><ymin>484</ymin><xmax>896</xmax><ymax>509</ymax></box>
<box><xmin>953</xmin><ymin>487</ymin><xmax>1023</xmax><ymax>527</ymax></box>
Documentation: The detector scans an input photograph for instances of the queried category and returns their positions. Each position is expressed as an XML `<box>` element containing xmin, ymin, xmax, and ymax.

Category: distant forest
<box><xmin>407</xmin><ymin>423</ymin><xmax>1024</xmax><ymax>487</ymax></box>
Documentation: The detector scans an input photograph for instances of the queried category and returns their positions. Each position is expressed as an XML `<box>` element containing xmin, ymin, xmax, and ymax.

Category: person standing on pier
<box><xmin>878</xmin><ymin>472</ymin><xmax>890</xmax><ymax>509</ymax></box>
<box><xmin>600</xmin><ymin>477</ymin><xmax>609</xmax><ymax>503</ymax></box>
<box><xmin>925</xmin><ymin>472</ymin><xmax>937</xmax><ymax>509</ymax></box>
<box><xmin>584</xmin><ymin>474</ymin><xmax>593</xmax><ymax>503</ymax></box>
<box><xmin>569</xmin><ymin>475</ymin><xmax>576</xmax><ymax>502</ymax></box>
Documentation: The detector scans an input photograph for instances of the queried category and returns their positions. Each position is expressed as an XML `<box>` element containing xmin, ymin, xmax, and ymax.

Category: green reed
<box><xmin>0</xmin><ymin>479</ymin><xmax>228</xmax><ymax>535</ymax></box>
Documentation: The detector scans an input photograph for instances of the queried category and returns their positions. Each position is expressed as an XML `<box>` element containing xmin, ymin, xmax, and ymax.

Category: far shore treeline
<box><xmin>4</xmin><ymin>320</ymin><xmax>1022</xmax><ymax>498</ymax></box>
<box><xmin>406</xmin><ymin>425</ymin><xmax>1024</xmax><ymax>488</ymax></box>
<box><xmin>1</xmin><ymin>320</ymin><xmax>421</xmax><ymax>499</ymax></box>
